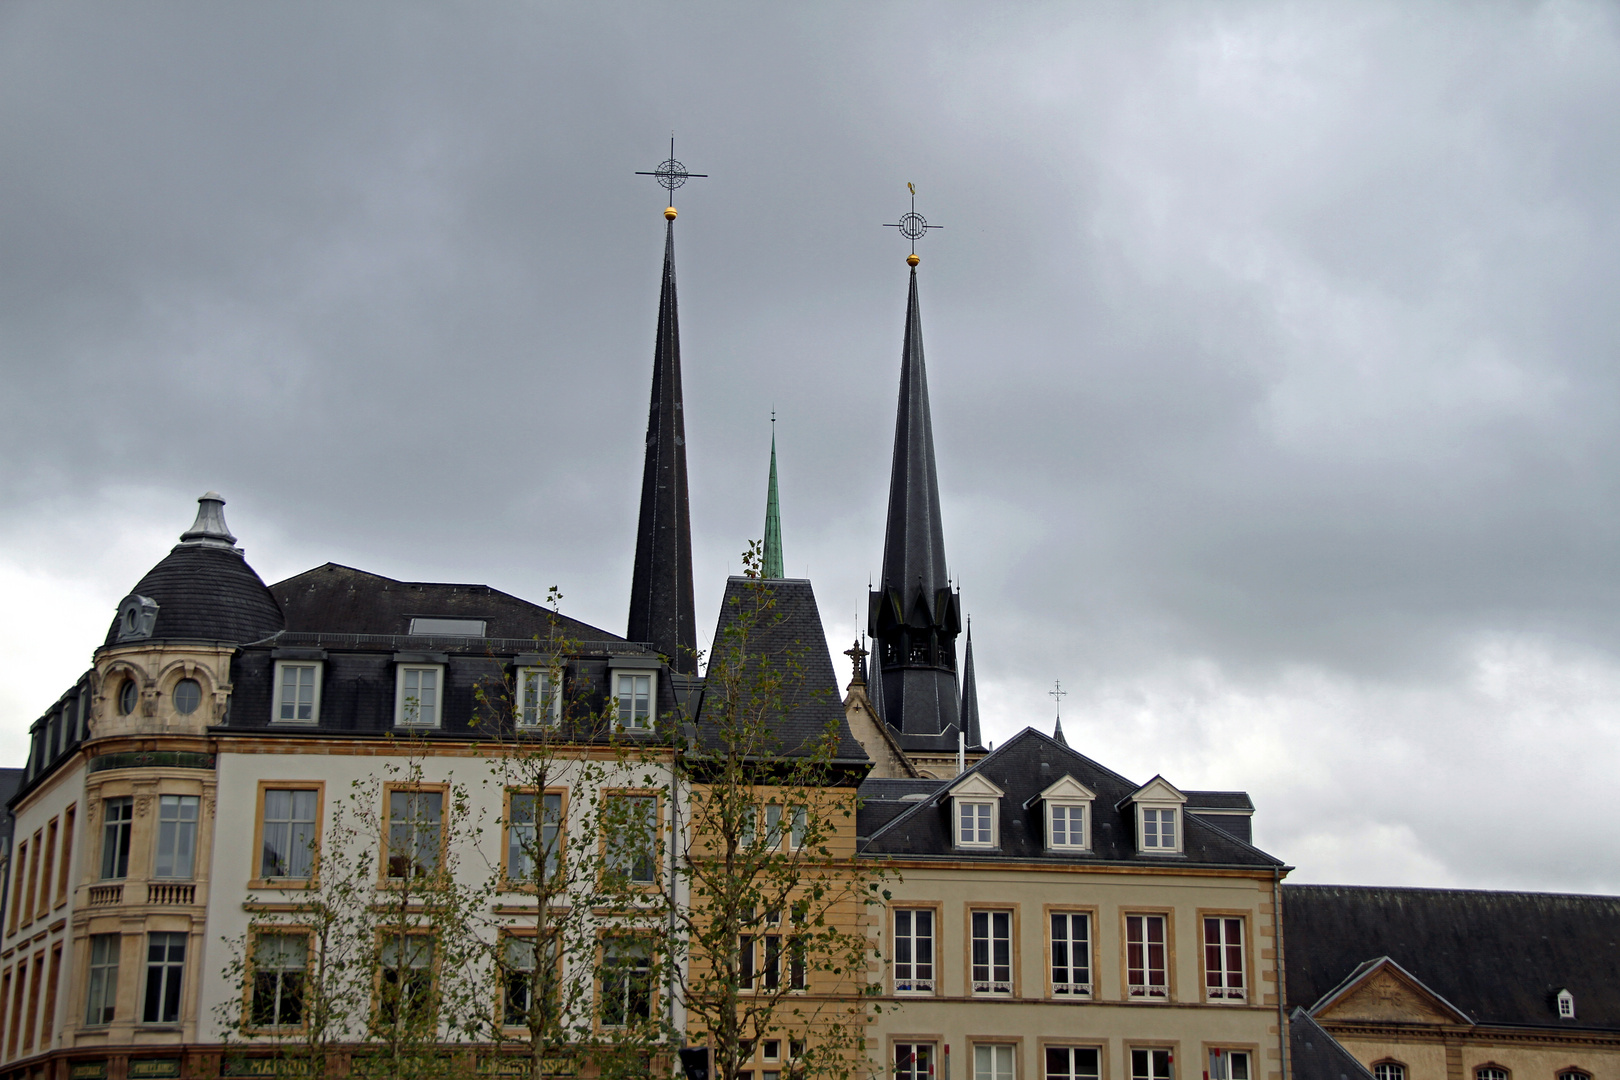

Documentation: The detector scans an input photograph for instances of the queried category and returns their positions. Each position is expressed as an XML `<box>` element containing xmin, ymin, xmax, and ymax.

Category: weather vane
<box><xmin>1050</xmin><ymin>680</ymin><xmax>1067</xmax><ymax>719</ymax></box>
<box><xmin>635</xmin><ymin>136</ymin><xmax>708</xmax><ymax>220</ymax></box>
<box><xmin>885</xmin><ymin>182</ymin><xmax>943</xmax><ymax>266</ymax></box>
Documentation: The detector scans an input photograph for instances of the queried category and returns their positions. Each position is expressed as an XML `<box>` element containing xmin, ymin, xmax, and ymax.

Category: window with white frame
<box><xmin>1126</xmin><ymin>914</ymin><xmax>1169</xmax><ymax>999</ymax></box>
<box><xmin>613</xmin><ymin>671</ymin><xmax>654</xmax><ymax>731</ymax></box>
<box><xmin>1476</xmin><ymin>1068</ymin><xmax>1509</xmax><ymax>1080</ymax></box>
<box><xmin>1209</xmin><ymin>1050</ymin><xmax>1250</xmax><ymax>1080</ymax></box>
<box><xmin>1373</xmin><ymin>1064</ymin><xmax>1406</xmax><ymax>1080</ymax></box>
<box><xmin>1050</xmin><ymin>911</ymin><xmax>1091</xmax><ymax>996</ymax></box>
<box><xmin>507</xmin><ymin>791</ymin><xmax>563</xmax><ymax>884</ymax></box>
<box><xmin>1204</xmin><ymin>916</ymin><xmax>1246</xmax><ymax>1001</ymax></box>
<box><xmin>1047</xmin><ymin>1048</ymin><xmax>1100</xmax><ymax>1080</ymax></box>
<box><xmin>1140</xmin><ymin>808</ymin><xmax>1178</xmax><ymax>851</ymax></box>
<box><xmin>896</xmin><ymin>1043</ymin><xmax>936</xmax><ymax>1080</ymax></box>
<box><xmin>153</xmin><ymin>795</ymin><xmax>199</xmax><ymax>878</ymax></box>
<box><xmin>1048</xmin><ymin>803</ymin><xmax>1087</xmax><ymax>850</ymax></box>
<box><xmin>516</xmin><ymin>666</ymin><xmax>561</xmax><ymax>727</ymax></box>
<box><xmin>273</xmin><ymin>662</ymin><xmax>321</xmax><ymax>724</ymax></box>
<box><xmin>250</xmin><ymin>933</ymin><xmax>308</xmax><ymax>1029</ymax></box>
<box><xmin>957</xmin><ymin>801</ymin><xmax>995</xmax><ymax>847</ymax></box>
<box><xmin>975</xmin><ymin>1045</ymin><xmax>1015</xmax><ymax>1080</ymax></box>
<box><xmin>893</xmin><ymin>909</ymin><xmax>934</xmax><ymax>993</ymax></box>
<box><xmin>395</xmin><ymin>665</ymin><xmax>443</xmax><ymax>727</ymax></box>
<box><xmin>1557</xmin><ymin>989</ymin><xmax>1576</xmax><ymax>1018</ymax></box>
<box><xmin>1131</xmin><ymin>1050</ymin><xmax>1173</xmax><ymax>1080</ymax></box>
<box><xmin>260</xmin><ymin>787</ymin><xmax>319</xmax><ymax>880</ymax></box>
<box><xmin>970</xmin><ymin>910</ymin><xmax>1013</xmax><ymax>995</ymax></box>
<box><xmin>85</xmin><ymin>934</ymin><xmax>120</xmax><ymax>1025</ymax></box>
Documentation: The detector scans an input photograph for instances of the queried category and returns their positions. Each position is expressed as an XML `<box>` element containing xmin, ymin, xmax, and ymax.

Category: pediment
<box><xmin>1129</xmin><ymin>775</ymin><xmax>1186</xmax><ymax>805</ymax></box>
<box><xmin>1314</xmin><ymin>959</ymin><xmax>1471</xmax><ymax>1026</ymax></box>
<box><xmin>950</xmin><ymin>771</ymin><xmax>1006</xmax><ymax>799</ymax></box>
<box><xmin>1040</xmin><ymin>775</ymin><xmax>1096</xmax><ymax>802</ymax></box>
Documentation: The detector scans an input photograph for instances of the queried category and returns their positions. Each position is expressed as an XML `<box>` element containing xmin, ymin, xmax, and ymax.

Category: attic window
<box><xmin>948</xmin><ymin>772</ymin><xmax>1005</xmax><ymax>849</ymax></box>
<box><xmin>1557</xmin><ymin>989</ymin><xmax>1575</xmax><ymax>1019</ymax></box>
<box><xmin>409</xmin><ymin>618</ymin><xmax>486</xmax><ymax>637</ymax></box>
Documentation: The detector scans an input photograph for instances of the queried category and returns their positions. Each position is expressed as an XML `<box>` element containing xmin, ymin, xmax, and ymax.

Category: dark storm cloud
<box><xmin>4</xmin><ymin>1</ymin><xmax>1620</xmax><ymax>890</ymax></box>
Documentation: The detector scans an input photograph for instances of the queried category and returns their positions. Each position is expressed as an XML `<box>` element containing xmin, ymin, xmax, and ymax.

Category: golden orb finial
<box><xmin>665</xmin><ymin>206</ymin><xmax>677</xmax><ymax>220</ymax></box>
<box><xmin>907</xmin><ymin>252</ymin><xmax>920</xmax><ymax>267</ymax></box>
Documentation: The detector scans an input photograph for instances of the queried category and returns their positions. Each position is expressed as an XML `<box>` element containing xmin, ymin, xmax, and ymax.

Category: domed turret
<box><xmin>103</xmin><ymin>493</ymin><xmax>285</xmax><ymax>649</ymax></box>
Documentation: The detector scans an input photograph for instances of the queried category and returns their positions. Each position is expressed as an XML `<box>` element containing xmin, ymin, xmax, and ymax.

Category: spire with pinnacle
<box><xmin>960</xmin><ymin>619</ymin><xmax>982</xmax><ymax>749</ymax></box>
<box><xmin>869</xmin><ymin>189</ymin><xmax>962</xmax><ymax>741</ymax></box>
<box><xmin>628</xmin><ymin>145</ymin><xmax>705</xmax><ymax>674</ymax></box>
<box><xmin>762</xmin><ymin>419</ymin><xmax>785</xmax><ymax>579</ymax></box>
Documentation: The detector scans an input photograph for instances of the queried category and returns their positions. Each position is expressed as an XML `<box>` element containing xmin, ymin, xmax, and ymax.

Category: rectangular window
<box><xmin>23</xmin><ymin>831</ymin><xmax>40</xmax><ymax>924</ymax></box>
<box><xmin>250</xmin><ymin>933</ymin><xmax>307</xmax><ymax>1029</ymax></box>
<box><xmin>56</xmin><ymin>805</ymin><xmax>75</xmax><ymax>906</ymax></box>
<box><xmin>1204</xmin><ymin>917</ymin><xmax>1246</xmax><ymax>1001</ymax></box>
<box><xmin>142</xmin><ymin>931</ymin><xmax>186</xmax><ymax>1024</ymax></box>
<box><xmin>23</xmin><ymin>953</ymin><xmax>42</xmax><ymax>1053</ymax></box>
<box><xmin>40</xmin><ymin>944</ymin><xmax>60</xmax><ymax>1046</ymax></box>
<box><xmin>101</xmin><ymin>797</ymin><xmax>134</xmax><ymax>880</ymax></box>
<box><xmin>153</xmin><ymin>795</ymin><xmax>199</xmax><ymax>878</ymax></box>
<box><xmin>893</xmin><ymin>909</ymin><xmax>934</xmax><ymax>993</ymax></box>
<box><xmin>958</xmin><ymin>801</ymin><xmax>994</xmax><ymax>846</ymax></box>
<box><xmin>395</xmin><ymin>665</ymin><xmax>442</xmax><ymax>727</ymax></box>
<box><xmin>507</xmin><ymin>792</ymin><xmax>563</xmax><ymax>885</ymax></box>
<box><xmin>614</xmin><ymin>673</ymin><xmax>653</xmax><ymax>731</ymax></box>
<box><xmin>1126</xmin><ymin>915</ymin><xmax>1168</xmax><ymax>998</ymax></box>
<box><xmin>1132</xmin><ymin>1050</ymin><xmax>1173</xmax><ymax>1080</ymax></box>
<box><xmin>971</xmin><ymin>910</ymin><xmax>1013</xmax><ymax>994</ymax></box>
<box><xmin>604</xmin><ymin>794</ymin><xmax>657</xmax><ymax>885</ymax></box>
<box><xmin>274</xmin><ymin>662</ymin><xmax>321</xmax><ymax>723</ymax></box>
<box><xmin>1047</xmin><ymin>1048</ymin><xmax>1101</xmax><ymax>1080</ymax></box>
<box><xmin>1049</xmin><ymin>803</ymin><xmax>1087</xmax><ymax>849</ymax></box>
<box><xmin>897</xmin><ymin>1043</ymin><xmax>936</xmax><ymax>1080</ymax></box>
<box><xmin>377</xmin><ymin>935</ymin><xmax>434</xmax><ymax>1027</ymax></box>
<box><xmin>599</xmin><ymin>937</ymin><xmax>651</xmax><ymax>1027</ymax></box>
<box><xmin>1050</xmin><ymin>912</ymin><xmax>1091</xmax><ymax>996</ymax></box>
<box><xmin>975</xmin><ymin>1045</ymin><xmax>1016</xmax><ymax>1080</ymax></box>
<box><xmin>1209</xmin><ymin>1051</ymin><xmax>1250</xmax><ymax>1080</ymax></box>
<box><xmin>788</xmin><ymin>805</ymin><xmax>808</xmax><ymax>849</ymax></box>
<box><xmin>261</xmin><ymin>787</ymin><xmax>320</xmax><ymax>880</ymax></box>
<box><xmin>1141</xmin><ymin>809</ymin><xmax>1177</xmax><ymax>850</ymax></box>
<box><xmin>386</xmin><ymin>789</ymin><xmax>444</xmax><ymax>880</ymax></box>
<box><xmin>503</xmin><ymin>935</ymin><xmax>554</xmax><ymax>1028</ymax></box>
<box><xmin>788</xmin><ymin>934</ymin><xmax>806</xmax><ymax>991</ymax></box>
<box><xmin>85</xmin><ymin>935</ymin><xmax>119</xmax><ymax>1025</ymax></box>
<box><xmin>739</xmin><ymin>934</ymin><xmax>755</xmax><ymax>989</ymax></box>
<box><xmin>12</xmin><ymin>840</ymin><xmax>29</xmax><ymax>928</ymax></box>
<box><xmin>38</xmin><ymin>819</ymin><xmax>57</xmax><ymax>921</ymax></box>
<box><xmin>517</xmin><ymin>667</ymin><xmax>561</xmax><ymax>727</ymax></box>
<box><xmin>6</xmin><ymin>963</ymin><xmax>22</xmax><ymax>1058</ymax></box>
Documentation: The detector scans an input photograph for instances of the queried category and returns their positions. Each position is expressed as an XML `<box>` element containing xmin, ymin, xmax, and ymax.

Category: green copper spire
<box><xmin>763</xmin><ymin>422</ymin><xmax>785</xmax><ymax>579</ymax></box>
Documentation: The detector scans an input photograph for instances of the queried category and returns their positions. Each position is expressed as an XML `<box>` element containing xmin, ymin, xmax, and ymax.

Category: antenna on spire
<box><xmin>636</xmin><ymin>136</ymin><xmax>708</xmax><ymax>219</ymax></box>
<box><xmin>884</xmin><ymin>181</ymin><xmax>943</xmax><ymax>266</ymax></box>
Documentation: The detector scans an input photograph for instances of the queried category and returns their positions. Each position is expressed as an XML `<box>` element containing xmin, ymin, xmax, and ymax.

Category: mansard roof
<box><xmin>694</xmin><ymin>576</ymin><xmax>868</xmax><ymax>770</ymax></box>
<box><xmin>1284</xmin><ymin>884</ymin><xmax>1620</xmax><ymax>1031</ymax></box>
<box><xmin>859</xmin><ymin>726</ymin><xmax>1280</xmax><ymax>868</ymax></box>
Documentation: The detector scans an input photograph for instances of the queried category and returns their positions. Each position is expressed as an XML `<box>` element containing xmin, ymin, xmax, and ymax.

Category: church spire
<box><xmin>626</xmin><ymin>217</ymin><xmax>698</xmax><ymax>674</ymax></box>
<box><xmin>762</xmin><ymin>420</ymin><xmax>784</xmax><ymax>579</ymax></box>
<box><xmin>868</xmin><ymin>258</ymin><xmax>963</xmax><ymax>739</ymax></box>
<box><xmin>960</xmin><ymin>619</ymin><xmax>981</xmax><ymax>749</ymax></box>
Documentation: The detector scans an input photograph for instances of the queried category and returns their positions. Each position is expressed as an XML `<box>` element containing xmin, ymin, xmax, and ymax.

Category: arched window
<box><xmin>1556</xmin><ymin>1071</ymin><xmax>1590</xmax><ymax>1080</ymax></box>
<box><xmin>1374</xmin><ymin>1063</ymin><xmax>1406</xmax><ymax>1080</ymax></box>
<box><xmin>1476</xmin><ymin>1066</ymin><xmax>1509</xmax><ymax>1080</ymax></box>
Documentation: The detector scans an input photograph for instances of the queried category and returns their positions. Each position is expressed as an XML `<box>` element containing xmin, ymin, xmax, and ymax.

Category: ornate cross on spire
<box><xmin>885</xmin><ymin>182</ymin><xmax>943</xmax><ymax>266</ymax></box>
<box><xmin>636</xmin><ymin>136</ymin><xmax>708</xmax><ymax>220</ymax></box>
<box><xmin>1050</xmin><ymin>680</ymin><xmax>1067</xmax><ymax>719</ymax></box>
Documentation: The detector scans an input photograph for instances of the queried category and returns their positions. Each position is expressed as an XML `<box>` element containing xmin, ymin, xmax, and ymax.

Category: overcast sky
<box><xmin>4</xmin><ymin>1</ymin><xmax>1619</xmax><ymax>892</ymax></box>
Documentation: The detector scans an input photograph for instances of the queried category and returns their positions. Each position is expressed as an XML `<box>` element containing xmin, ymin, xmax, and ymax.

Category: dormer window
<box><xmin>608</xmin><ymin>657</ymin><xmax>660</xmax><ymax>733</ymax></box>
<box><xmin>516</xmin><ymin>667</ymin><xmax>562</xmax><ymax>728</ymax></box>
<box><xmin>1557</xmin><ymin>988</ymin><xmax>1575</xmax><ymax>1019</ymax></box>
<box><xmin>1032</xmin><ymin>774</ymin><xmax>1095</xmax><ymax>852</ymax></box>
<box><xmin>1124</xmin><ymin>776</ymin><xmax>1188</xmax><ymax>856</ymax></box>
<box><xmin>948</xmin><ymin>772</ymin><xmax>1005</xmax><ymax>849</ymax></box>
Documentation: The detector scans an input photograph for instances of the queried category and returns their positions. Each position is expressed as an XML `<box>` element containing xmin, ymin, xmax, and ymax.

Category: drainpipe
<box><xmin>1273</xmin><ymin>867</ymin><xmax>1290</xmax><ymax>1080</ymax></box>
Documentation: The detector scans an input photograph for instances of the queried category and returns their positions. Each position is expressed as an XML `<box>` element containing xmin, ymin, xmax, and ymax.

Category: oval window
<box><xmin>173</xmin><ymin>678</ymin><xmax>201</xmax><ymax>715</ymax></box>
<box><xmin>118</xmin><ymin>679</ymin><xmax>138</xmax><ymax>716</ymax></box>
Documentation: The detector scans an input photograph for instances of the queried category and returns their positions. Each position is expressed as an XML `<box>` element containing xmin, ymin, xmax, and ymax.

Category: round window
<box><xmin>173</xmin><ymin>678</ymin><xmax>202</xmax><ymax>715</ymax></box>
<box><xmin>117</xmin><ymin>679</ymin><xmax>138</xmax><ymax>715</ymax></box>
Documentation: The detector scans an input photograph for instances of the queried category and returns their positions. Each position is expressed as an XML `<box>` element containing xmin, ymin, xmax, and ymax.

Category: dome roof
<box><xmin>102</xmin><ymin>493</ymin><xmax>285</xmax><ymax>648</ymax></box>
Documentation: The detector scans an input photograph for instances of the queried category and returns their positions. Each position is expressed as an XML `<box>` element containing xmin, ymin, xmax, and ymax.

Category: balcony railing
<box><xmin>86</xmin><ymin>884</ymin><xmax>122</xmax><ymax>906</ymax></box>
<box><xmin>148</xmin><ymin>883</ymin><xmax>196</xmax><ymax>906</ymax></box>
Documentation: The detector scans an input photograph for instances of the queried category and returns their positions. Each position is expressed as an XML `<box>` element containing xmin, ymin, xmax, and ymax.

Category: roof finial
<box><xmin>636</xmin><ymin>135</ymin><xmax>708</xmax><ymax>220</ymax></box>
<box><xmin>885</xmin><ymin>181</ymin><xmax>942</xmax><ymax>266</ymax></box>
<box><xmin>1050</xmin><ymin>680</ymin><xmax>1069</xmax><ymax>746</ymax></box>
<box><xmin>179</xmin><ymin>491</ymin><xmax>238</xmax><ymax>550</ymax></box>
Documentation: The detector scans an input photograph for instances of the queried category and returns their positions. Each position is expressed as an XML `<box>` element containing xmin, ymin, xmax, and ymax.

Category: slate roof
<box><xmin>858</xmin><ymin>777</ymin><xmax>948</xmax><ymax>838</ymax></box>
<box><xmin>1284</xmin><ymin>884</ymin><xmax>1620</xmax><ymax>1031</ymax></box>
<box><xmin>860</xmin><ymin>727</ymin><xmax>1282</xmax><ymax>867</ymax></box>
<box><xmin>1290</xmin><ymin>1008</ymin><xmax>1375</xmax><ymax>1080</ymax></box>
<box><xmin>694</xmin><ymin>577</ymin><xmax>868</xmax><ymax>769</ymax></box>
<box><xmin>1186</xmin><ymin>791</ymin><xmax>1255</xmax><ymax>811</ymax></box>
<box><xmin>272</xmin><ymin>563</ymin><xmax>622</xmax><ymax>644</ymax></box>
<box><xmin>104</xmin><ymin>543</ymin><xmax>284</xmax><ymax>648</ymax></box>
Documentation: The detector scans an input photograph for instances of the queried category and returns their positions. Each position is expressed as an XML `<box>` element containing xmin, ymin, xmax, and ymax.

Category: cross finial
<box><xmin>885</xmin><ymin>182</ymin><xmax>943</xmax><ymax>265</ymax></box>
<box><xmin>1050</xmin><ymin>679</ymin><xmax>1067</xmax><ymax>718</ymax></box>
<box><xmin>635</xmin><ymin>136</ymin><xmax>708</xmax><ymax>219</ymax></box>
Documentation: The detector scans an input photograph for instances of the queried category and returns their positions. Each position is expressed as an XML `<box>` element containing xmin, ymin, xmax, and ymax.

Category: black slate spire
<box><xmin>627</xmin><ymin>220</ymin><xmax>697</xmax><ymax>674</ymax></box>
<box><xmin>869</xmin><ymin>267</ymin><xmax>962</xmax><ymax>740</ymax></box>
<box><xmin>960</xmin><ymin>621</ymin><xmax>982</xmax><ymax>749</ymax></box>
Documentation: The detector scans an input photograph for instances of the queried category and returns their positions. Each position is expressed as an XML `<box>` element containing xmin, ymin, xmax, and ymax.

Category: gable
<box><xmin>949</xmin><ymin>771</ymin><xmax>1005</xmax><ymax>799</ymax></box>
<box><xmin>1315</xmin><ymin>963</ymin><xmax>1470</xmax><ymax>1026</ymax></box>
<box><xmin>1130</xmin><ymin>775</ymin><xmax>1186</xmax><ymax>804</ymax></box>
<box><xmin>1039</xmin><ymin>774</ymin><xmax>1096</xmax><ymax>802</ymax></box>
